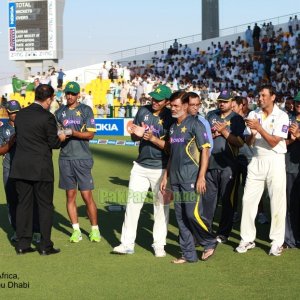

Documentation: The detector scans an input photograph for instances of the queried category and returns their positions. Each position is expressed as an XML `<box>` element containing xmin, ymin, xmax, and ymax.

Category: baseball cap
<box><xmin>217</xmin><ymin>90</ymin><xmax>234</xmax><ymax>101</ymax></box>
<box><xmin>294</xmin><ymin>91</ymin><xmax>300</xmax><ymax>102</ymax></box>
<box><xmin>6</xmin><ymin>100</ymin><xmax>21</xmax><ymax>113</ymax></box>
<box><xmin>149</xmin><ymin>85</ymin><xmax>172</xmax><ymax>101</ymax></box>
<box><xmin>64</xmin><ymin>81</ymin><xmax>80</xmax><ymax>94</ymax></box>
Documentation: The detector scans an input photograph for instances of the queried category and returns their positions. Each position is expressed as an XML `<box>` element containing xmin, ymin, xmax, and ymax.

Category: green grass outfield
<box><xmin>0</xmin><ymin>136</ymin><xmax>299</xmax><ymax>299</ymax></box>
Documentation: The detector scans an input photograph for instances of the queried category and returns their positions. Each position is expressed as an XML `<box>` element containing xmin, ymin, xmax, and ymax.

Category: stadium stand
<box><xmin>1</xmin><ymin>13</ymin><xmax>299</xmax><ymax>118</ymax></box>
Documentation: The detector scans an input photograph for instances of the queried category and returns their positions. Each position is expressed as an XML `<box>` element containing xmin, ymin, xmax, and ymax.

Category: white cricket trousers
<box><xmin>120</xmin><ymin>162</ymin><xmax>169</xmax><ymax>249</ymax></box>
<box><xmin>240</xmin><ymin>154</ymin><xmax>286</xmax><ymax>246</ymax></box>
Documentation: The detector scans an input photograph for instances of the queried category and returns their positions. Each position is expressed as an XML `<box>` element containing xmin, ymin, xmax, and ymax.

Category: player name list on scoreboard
<box><xmin>14</xmin><ymin>1</ymin><xmax>48</xmax><ymax>52</ymax></box>
<box><xmin>9</xmin><ymin>0</ymin><xmax>61</xmax><ymax>61</ymax></box>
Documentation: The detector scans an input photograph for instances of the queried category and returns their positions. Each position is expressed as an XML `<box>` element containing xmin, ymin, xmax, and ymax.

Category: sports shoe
<box><xmin>257</xmin><ymin>212</ymin><xmax>269</xmax><ymax>224</ymax></box>
<box><xmin>236</xmin><ymin>241</ymin><xmax>256</xmax><ymax>253</ymax></box>
<box><xmin>10</xmin><ymin>232</ymin><xmax>18</xmax><ymax>242</ymax></box>
<box><xmin>89</xmin><ymin>229</ymin><xmax>101</xmax><ymax>242</ymax></box>
<box><xmin>112</xmin><ymin>244</ymin><xmax>134</xmax><ymax>254</ymax></box>
<box><xmin>69</xmin><ymin>229</ymin><xmax>82</xmax><ymax>243</ymax></box>
<box><xmin>32</xmin><ymin>232</ymin><xmax>41</xmax><ymax>243</ymax></box>
<box><xmin>152</xmin><ymin>245</ymin><xmax>166</xmax><ymax>257</ymax></box>
<box><xmin>216</xmin><ymin>235</ymin><xmax>228</xmax><ymax>244</ymax></box>
<box><xmin>282</xmin><ymin>243</ymin><xmax>291</xmax><ymax>250</ymax></box>
<box><xmin>269</xmin><ymin>244</ymin><xmax>282</xmax><ymax>256</ymax></box>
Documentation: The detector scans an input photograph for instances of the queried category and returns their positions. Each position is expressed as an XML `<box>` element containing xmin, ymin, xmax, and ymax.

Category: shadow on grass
<box><xmin>108</xmin><ymin>176</ymin><xmax>129</xmax><ymax>187</ymax></box>
<box><xmin>0</xmin><ymin>193</ymin><xmax>272</xmax><ymax>256</ymax></box>
<box><xmin>52</xmin><ymin>208</ymin><xmax>87</xmax><ymax>238</ymax></box>
<box><xmin>92</xmin><ymin>192</ymin><xmax>271</xmax><ymax>256</ymax></box>
<box><xmin>84</xmin><ymin>201</ymin><xmax>180</xmax><ymax>256</ymax></box>
<box><xmin>91</xmin><ymin>146</ymin><xmax>136</xmax><ymax>166</ymax></box>
<box><xmin>165</xmin><ymin>208</ymin><xmax>182</xmax><ymax>257</ymax></box>
<box><xmin>0</xmin><ymin>203</ymin><xmax>15</xmax><ymax>244</ymax></box>
<box><xmin>0</xmin><ymin>203</ymin><xmax>78</xmax><ymax>248</ymax></box>
<box><xmin>167</xmin><ymin>201</ymin><xmax>271</xmax><ymax>254</ymax></box>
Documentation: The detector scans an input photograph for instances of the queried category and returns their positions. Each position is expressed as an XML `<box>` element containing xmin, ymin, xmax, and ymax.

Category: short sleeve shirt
<box><xmin>169</xmin><ymin>115</ymin><xmax>210</xmax><ymax>184</ymax></box>
<box><xmin>134</xmin><ymin>105</ymin><xmax>175</xmax><ymax>169</ymax></box>
<box><xmin>0</xmin><ymin>122</ymin><xmax>15</xmax><ymax>168</ymax></box>
<box><xmin>244</xmin><ymin>105</ymin><xmax>289</xmax><ymax>156</ymax></box>
<box><xmin>198</xmin><ymin>115</ymin><xmax>214</xmax><ymax>153</ymax></box>
<box><xmin>55</xmin><ymin>103</ymin><xmax>96</xmax><ymax>160</ymax></box>
<box><xmin>206</xmin><ymin>109</ymin><xmax>245</xmax><ymax>170</ymax></box>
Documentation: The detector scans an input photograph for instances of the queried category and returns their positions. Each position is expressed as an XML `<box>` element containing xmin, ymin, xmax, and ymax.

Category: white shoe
<box><xmin>216</xmin><ymin>235</ymin><xmax>228</xmax><ymax>244</ymax></box>
<box><xmin>152</xmin><ymin>245</ymin><xmax>166</xmax><ymax>257</ymax></box>
<box><xmin>112</xmin><ymin>244</ymin><xmax>134</xmax><ymax>255</ymax></box>
<box><xmin>257</xmin><ymin>212</ymin><xmax>269</xmax><ymax>224</ymax></box>
<box><xmin>236</xmin><ymin>241</ymin><xmax>255</xmax><ymax>253</ymax></box>
<box><xmin>269</xmin><ymin>244</ymin><xmax>282</xmax><ymax>256</ymax></box>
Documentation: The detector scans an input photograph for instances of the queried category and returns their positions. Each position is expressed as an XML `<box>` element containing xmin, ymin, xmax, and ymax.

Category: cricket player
<box><xmin>113</xmin><ymin>84</ymin><xmax>174</xmax><ymax>257</ymax></box>
<box><xmin>236</xmin><ymin>84</ymin><xmax>289</xmax><ymax>256</ymax></box>
<box><xmin>55</xmin><ymin>81</ymin><xmax>100</xmax><ymax>243</ymax></box>
<box><xmin>187</xmin><ymin>91</ymin><xmax>213</xmax><ymax>151</ymax></box>
<box><xmin>0</xmin><ymin>101</ymin><xmax>21</xmax><ymax>238</ymax></box>
<box><xmin>160</xmin><ymin>91</ymin><xmax>217</xmax><ymax>263</ymax></box>
<box><xmin>283</xmin><ymin>91</ymin><xmax>300</xmax><ymax>248</ymax></box>
<box><xmin>204</xmin><ymin>90</ymin><xmax>245</xmax><ymax>243</ymax></box>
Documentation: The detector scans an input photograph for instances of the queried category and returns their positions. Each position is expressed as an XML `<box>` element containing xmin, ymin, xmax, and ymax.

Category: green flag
<box><xmin>26</xmin><ymin>82</ymin><xmax>35</xmax><ymax>91</ymax></box>
<box><xmin>12</xmin><ymin>77</ymin><xmax>28</xmax><ymax>93</ymax></box>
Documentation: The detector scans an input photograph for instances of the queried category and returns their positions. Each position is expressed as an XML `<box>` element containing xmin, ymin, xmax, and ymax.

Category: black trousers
<box><xmin>3</xmin><ymin>167</ymin><xmax>18</xmax><ymax>231</ymax></box>
<box><xmin>4</xmin><ymin>167</ymin><xmax>40</xmax><ymax>232</ymax></box>
<box><xmin>285</xmin><ymin>172</ymin><xmax>300</xmax><ymax>247</ymax></box>
<box><xmin>202</xmin><ymin>168</ymin><xmax>236</xmax><ymax>237</ymax></box>
<box><xmin>233</xmin><ymin>158</ymin><xmax>248</xmax><ymax>212</ymax></box>
<box><xmin>15</xmin><ymin>179</ymin><xmax>54</xmax><ymax>251</ymax></box>
<box><xmin>172</xmin><ymin>183</ymin><xmax>217</xmax><ymax>262</ymax></box>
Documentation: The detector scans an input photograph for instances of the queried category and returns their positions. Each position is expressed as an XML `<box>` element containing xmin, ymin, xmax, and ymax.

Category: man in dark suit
<box><xmin>10</xmin><ymin>84</ymin><xmax>66</xmax><ymax>255</ymax></box>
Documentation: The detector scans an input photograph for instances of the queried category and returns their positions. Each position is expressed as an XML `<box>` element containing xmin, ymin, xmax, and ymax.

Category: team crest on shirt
<box><xmin>181</xmin><ymin>126</ymin><xmax>187</xmax><ymax>133</ymax></box>
<box><xmin>158</xmin><ymin>119</ymin><xmax>163</xmax><ymax>125</ymax></box>
<box><xmin>5</xmin><ymin>129</ymin><xmax>10</xmax><ymax>137</ymax></box>
<box><xmin>76</xmin><ymin>111</ymin><xmax>81</xmax><ymax>116</ymax></box>
<box><xmin>281</xmin><ymin>125</ymin><xmax>288</xmax><ymax>133</ymax></box>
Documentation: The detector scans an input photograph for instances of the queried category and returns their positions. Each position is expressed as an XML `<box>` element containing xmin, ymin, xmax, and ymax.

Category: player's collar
<box><xmin>68</xmin><ymin>103</ymin><xmax>80</xmax><ymax>110</ymax></box>
<box><xmin>152</xmin><ymin>106</ymin><xmax>167</xmax><ymax>117</ymax></box>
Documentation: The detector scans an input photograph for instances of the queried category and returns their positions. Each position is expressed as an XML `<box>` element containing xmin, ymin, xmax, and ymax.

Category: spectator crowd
<box><xmin>0</xmin><ymin>16</ymin><xmax>299</xmax><ymax>260</ymax></box>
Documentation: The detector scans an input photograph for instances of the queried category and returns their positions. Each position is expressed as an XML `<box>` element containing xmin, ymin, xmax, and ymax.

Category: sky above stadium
<box><xmin>0</xmin><ymin>0</ymin><xmax>299</xmax><ymax>81</ymax></box>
